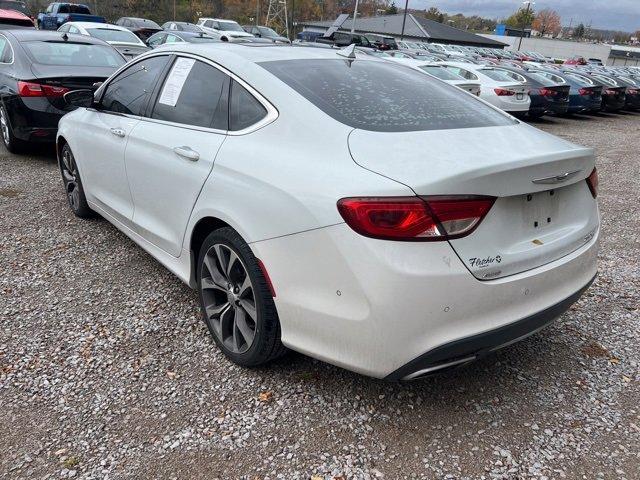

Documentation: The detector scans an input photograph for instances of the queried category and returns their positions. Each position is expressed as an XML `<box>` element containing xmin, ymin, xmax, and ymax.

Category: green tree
<box><xmin>574</xmin><ymin>23</ymin><xmax>585</xmax><ymax>38</ymax></box>
<box><xmin>504</xmin><ymin>6</ymin><xmax>535</xmax><ymax>29</ymax></box>
<box><xmin>424</xmin><ymin>6</ymin><xmax>444</xmax><ymax>23</ymax></box>
<box><xmin>385</xmin><ymin>1</ymin><xmax>398</xmax><ymax>15</ymax></box>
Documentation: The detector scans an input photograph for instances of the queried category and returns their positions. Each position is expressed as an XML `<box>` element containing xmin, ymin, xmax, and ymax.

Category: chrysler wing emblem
<box><xmin>532</xmin><ymin>169</ymin><xmax>582</xmax><ymax>185</ymax></box>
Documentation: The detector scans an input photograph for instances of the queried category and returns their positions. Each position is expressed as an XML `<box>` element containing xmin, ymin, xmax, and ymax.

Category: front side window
<box><xmin>229</xmin><ymin>80</ymin><xmax>267</xmax><ymax>131</ymax></box>
<box><xmin>152</xmin><ymin>58</ymin><xmax>228</xmax><ymax>129</ymax></box>
<box><xmin>100</xmin><ymin>55</ymin><xmax>170</xmax><ymax>116</ymax></box>
<box><xmin>260</xmin><ymin>59</ymin><xmax>514</xmax><ymax>132</ymax></box>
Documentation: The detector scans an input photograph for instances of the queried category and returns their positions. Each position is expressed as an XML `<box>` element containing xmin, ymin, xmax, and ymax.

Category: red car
<box><xmin>0</xmin><ymin>8</ymin><xmax>35</xmax><ymax>28</ymax></box>
<box><xmin>564</xmin><ymin>56</ymin><xmax>587</xmax><ymax>65</ymax></box>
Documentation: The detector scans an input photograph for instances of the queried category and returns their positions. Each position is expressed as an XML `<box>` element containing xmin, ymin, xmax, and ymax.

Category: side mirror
<box><xmin>64</xmin><ymin>89</ymin><xmax>95</xmax><ymax>108</ymax></box>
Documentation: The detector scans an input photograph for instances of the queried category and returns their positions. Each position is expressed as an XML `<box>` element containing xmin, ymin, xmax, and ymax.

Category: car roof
<box><xmin>156</xmin><ymin>42</ymin><xmax>361</xmax><ymax>63</ymax></box>
<box><xmin>0</xmin><ymin>8</ymin><xmax>30</xmax><ymax>20</ymax></box>
<box><xmin>4</xmin><ymin>29</ymin><xmax>108</xmax><ymax>44</ymax></box>
<box><xmin>65</xmin><ymin>22</ymin><xmax>127</xmax><ymax>30</ymax></box>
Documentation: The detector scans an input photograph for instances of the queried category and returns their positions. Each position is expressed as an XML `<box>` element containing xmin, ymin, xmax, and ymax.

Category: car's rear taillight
<box><xmin>18</xmin><ymin>81</ymin><xmax>70</xmax><ymax>98</ymax></box>
<box><xmin>538</xmin><ymin>88</ymin><xmax>558</xmax><ymax>97</ymax></box>
<box><xmin>337</xmin><ymin>196</ymin><xmax>495</xmax><ymax>241</ymax></box>
<box><xmin>578</xmin><ymin>88</ymin><xmax>592</xmax><ymax>96</ymax></box>
<box><xmin>628</xmin><ymin>89</ymin><xmax>639</xmax><ymax>95</ymax></box>
<box><xmin>604</xmin><ymin>89</ymin><xmax>616</xmax><ymax>96</ymax></box>
<box><xmin>494</xmin><ymin>88</ymin><xmax>515</xmax><ymax>96</ymax></box>
<box><xmin>586</xmin><ymin>167</ymin><xmax>598</xmax><ymax>198</ymax></box>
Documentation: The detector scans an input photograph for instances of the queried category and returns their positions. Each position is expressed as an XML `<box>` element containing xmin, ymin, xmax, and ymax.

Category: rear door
<box><xmin>124</xmin><ymin>56</ymin><xmax>229</xmax><ymax>256</ymax></box>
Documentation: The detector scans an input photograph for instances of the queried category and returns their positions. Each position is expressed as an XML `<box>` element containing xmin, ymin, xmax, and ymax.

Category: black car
<box><xmin>364</xmin><ymin>33</ymin><xmax>398</xmax><ymax>50</ymax></box>
<box><xmin>146</xmin><ymin>30</ymin><xmax>220</xmax><ymax>48</ymax></box>
<box><xmin>494</xmin><ymin>65</ymin><xmax>569</xmax><ymax>118</ymax></box>
<box><xmin>115</xmin><ymin>17</ymin><xmax>162</xmax><ymax>41</ymax></box>
<box><xmin>242</xmin><ymin>25</ymin><xmax>290</xmax><ymax>43</ymax></box>
<box><xmin>587</xmin><ymin>72</ymin><xmax>639</xmax><ymax>111</ymax></box>
<box><xmin>161</xmin><ymin>21</ymin><xmax>202</xmax><ymax>32</ymax></box>
<box><xmin>562</xmin><ymin>69</ymin><xmax>626</xmax><ymax>113</ymax></box>
<box><xmin>315</xmin><ymin>31</ymin><xmax>374</xmax><ymax>48</ymax></box>
<box><xmin>0</xmin><ymin>29</ymin><xmax>125</xmax><ymax>152</ymax></box>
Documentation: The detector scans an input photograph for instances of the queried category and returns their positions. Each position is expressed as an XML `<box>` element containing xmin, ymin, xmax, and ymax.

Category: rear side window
<box><xmin>229</xmin><ymin>80</ymin><xmax>267</xmax><ymax>131</ymax></box>
<box><xmin>101</xmin><ymin>55</ymin><xmax>169</xmax><ymax>116</ymax></box>
<box><xmin>261</xmin><ymin>59</ymin><xmax>514</xmax><ymax>132</ymax></box>
<box><xmin>152</xmin><ymin>58</ymin><xmax>228</xmax><ymax>129</ymax></box>
<box><xmin>0</xmin><ymin>36</ymin><xmax>12</xmax><ymax>63</ymax></box>
<box><xmin>443</xmin><ymin>66</ymin><xmax>478</xmax><ymax>80</ymax></box>
<box><xmin>418</xmin><ymin>65</ymin><xmax>463</xmax><ymax>80</ymax></box>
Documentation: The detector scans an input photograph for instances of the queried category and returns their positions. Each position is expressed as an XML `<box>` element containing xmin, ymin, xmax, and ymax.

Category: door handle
<box><xmin>173</xmin><ymin>146</ymin><xmax>200</xmax><ymax>162</ymax></box>
<box><xmin>110</xmin><ymin>128</ymin><xmax>126</xmax><ymax>137</ymax></box>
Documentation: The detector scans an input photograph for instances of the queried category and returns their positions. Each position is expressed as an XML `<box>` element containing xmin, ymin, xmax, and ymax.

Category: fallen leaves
<box><xmin>258</xmin><ymin>391</ymin><xmax>273</xmax><ymax>403</ymax></box>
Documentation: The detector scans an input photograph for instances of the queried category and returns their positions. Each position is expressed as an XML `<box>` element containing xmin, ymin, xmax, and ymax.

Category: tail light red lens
<box><xmin>18</xmin><ymin>81</ymin><xmax>70</xmax><ymax>98</ymax></box>
<box><xmin>578</xmin><ymin>88</ymin><xmax>592</xmax><ymax>96</ymax></box>
<box><xmin>586</xmin><ymin>167</ymin><xmax>598</xmax><ymax>198</ymax></box>
<box><xmin>494</xmin><ymin>88</ymin><xmax>515</xmax><ymax>96</ymax></box>
<box><xmin>628</xmin><ymin>89</ymin><xmax>638</xmax><ymax>95</ymax></box>
<box><xmin>337</xmin><ymin>196</ymin><xmax>495</xmax><ymax>241</ymax></box>
<box><xmin>604</xmin><ymin>89</ymin><xmax>616</xmax><ymax>96</ymax></box>
<box><xmin>538</xmin><ymin>88</ymin><xmax>557</xmax><ymax>97</ymax></box>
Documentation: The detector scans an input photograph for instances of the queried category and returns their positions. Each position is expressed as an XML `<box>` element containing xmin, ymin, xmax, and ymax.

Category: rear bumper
<box><xmin>252</xmin><ymin>222</ymin><xmax>600</xmax><ymax>378</ymax></box>
<box><xmin>385</xmin><ymin>275</ymin><xmax>595</xmax><ymax>380</ymax></box>
<box><xmin>5</xmin><ymin>97</ymin><xmax>66</xmax><ymax>142</ymax></box>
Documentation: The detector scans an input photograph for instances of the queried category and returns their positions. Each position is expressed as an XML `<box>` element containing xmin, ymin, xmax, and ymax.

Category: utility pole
<box><xmin>400</xmin><ymin>0</ymin><xmax>409</xmax><ymax>40</ymax></box>
<box><xmin>517</xmin><ymin>0</ymin><xmax>534</xmax><ymax>51</ymax></box>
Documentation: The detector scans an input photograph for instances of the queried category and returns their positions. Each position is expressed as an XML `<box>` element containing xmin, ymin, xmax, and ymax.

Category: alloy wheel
<box><xmin>61</xmin><ymin>148</ymin><xmax>81</xmax><ymax>211</ymax></box>
<box><xmin>0</xmin><ymin>108</ymin><xmax>10</xmax><ymax>147</ymax></box>
<box><xmin>200</xmin><ymin>243</ymin><xmax>257</xmax><ymax>354</ymax></box>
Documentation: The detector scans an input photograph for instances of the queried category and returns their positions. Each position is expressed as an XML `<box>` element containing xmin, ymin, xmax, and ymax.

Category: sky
<box><xmin>410</xmin><ymin>0</ymin><xmax>640</xmax><ymax>32</ymax></box>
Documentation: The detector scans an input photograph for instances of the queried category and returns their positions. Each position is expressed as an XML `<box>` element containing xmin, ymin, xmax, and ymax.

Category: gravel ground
<box><xmin>1</xmin><ymin>112</ymin><xmax>639</xmax><ymax>480</ymax></box>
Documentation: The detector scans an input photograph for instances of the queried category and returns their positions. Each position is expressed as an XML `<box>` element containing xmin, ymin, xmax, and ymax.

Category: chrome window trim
<box><xmin>0</xmin><ymin>33</ymin><xmax>15</xmax><ymax>65</ymax></box>
<box><xmin>94</xmin><ymin>51</ymin><xmax>278</xmax><ymax>135</ymax></box>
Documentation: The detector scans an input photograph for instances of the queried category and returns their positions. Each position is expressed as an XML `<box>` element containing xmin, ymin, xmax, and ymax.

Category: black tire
<box><xmin>0</xmin><ymin>105</ymin><xmax>28</xmax><ymax>154</ymax></box>
<box><xmin>59</xmin><ymin>143</ymin><xmax>95</xmax><ymax>218</ymax></box>
<box><xmin>528</xmin><ymin>111</ymin><xmax>546</xmax><ymax>120</ymax></box>
<box><xmin>197</xmin><ymin>227</ymin><xmax>286</xmax><ymax>367</ymax></box>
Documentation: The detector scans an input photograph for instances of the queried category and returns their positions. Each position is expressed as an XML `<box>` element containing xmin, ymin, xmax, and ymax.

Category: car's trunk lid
<box><xmin>29</xmin><ymin>63</ymin><xmax>114</xmax><ymax>110</ymax></box>
<box><xmin>348</xmin><ymin>124</ymin><xmax>599</xmax><ymax>279</ymax></box>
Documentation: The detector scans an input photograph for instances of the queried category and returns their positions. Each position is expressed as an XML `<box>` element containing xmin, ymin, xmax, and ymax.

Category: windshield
<box><xmin>58</xmin><ymin>4</ymin><xmax>90</xmax><ymax>14</ymax></box>
<box><xmin>88</xmin><ymin>28</ymin><xmax>142</xmax><ymax>44</ymax></box>
<box><xmin>217</xmin><ymin>21</ymin><xmax>244</xmax><ymax>32</ymax></box>
<box><xmin>480</xmin><ymin>68</ymin><xmax>521</xmax><ymax>82</ymax></box>
<box><xmin>418</xmin><ymin>65</ymin><xmax>464</xmax><ymax>80</ymax></box>
<box><xmin>133</xmin><ymin>19</ymin><xmax>160</xmax><ymax>29</ymax></box>
<box><xmin>23</xmin><ymin>41</ymin><xmax>125</xmax><ymax>67</ymax></box>
<box><xmin>260</xmin><ymin>59</ymin><xmax>514</xmax><ymax>132</ymax></box>
<box><xmin>0</xmin><ymin>0</ymin><xmax>29</xmax><ymax>15</ymax></box>
<box><xmin>188</xmin><ymin>35</ymin><xmax>219</xmax><ymax>43</ymax></box>
<box><xmin>258</xmin><ymin>26</ymin><xmax>278</xmax><ymax>37</ymax></box>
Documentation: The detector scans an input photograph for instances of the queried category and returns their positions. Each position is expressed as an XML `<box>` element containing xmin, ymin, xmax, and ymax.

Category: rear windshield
<box><xmin>188</xmin><ymin>35</ymin><xmax>219</xmax><ymax>43</ymax></box>
<box><xmin>565</xmin><ymin>73</ymin><xmax>594</xmax><ymax>86</ymax></box>
<box><xmin>133</xmin><ymin>19</ymin><xmax>160</xmax><ymax>29</ymax></box>
<box><xmin>418</xmin><ymin>65</ymin><xmax>463</xmax><ymax>80</ymax></box>
<box><xmin>88</xmin><ymin>28</ymin><xmax>141</xmax><ymax>44</ymax></box>
<box><xmin>480</xmin><ymin>68</ymin><xmax>520</xmax><ymax>82</ymax></box>
<box><xmin>526</xmin><ymin>71</ymin><xmax>561</xmax><ymax>85</ymax></box>
<box><xmin>22</xmin><ymin>41</ymin><xmax>125</xmax><ymax>67</ymax></box>
<box><xmin>0</xmin><ymin>1</ymin><xmax>29</xmax><ymax>15</ymax></box>
<box><xmin>260</xmin><ymin>59</ymin><xmax>515</xmax><ymax>132</ymax></box>
<box><xmin>58</xmin><ymin>4</ymin><xmax>91</xmax><ymax>14</ymax></box>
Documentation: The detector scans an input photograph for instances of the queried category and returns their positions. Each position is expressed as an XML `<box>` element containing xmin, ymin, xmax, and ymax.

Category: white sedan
<box><xmin>57</xmin><ymin>44</ymin><xmax>599</xmax><ymax>380</ymax></box>
<box><xmin>387</xmin><ymin>57</ymin><xmax>481</xmax><ymax>96</ymax></box>
<box><xmin>438</xmin><ymin>61</ymin><xmax>531</xmax><ymax>115</ymax></box>
<box><xmin>58</xmin><ymin>22</ymin><xmax>150</xmax><ymax>59</ymax></box>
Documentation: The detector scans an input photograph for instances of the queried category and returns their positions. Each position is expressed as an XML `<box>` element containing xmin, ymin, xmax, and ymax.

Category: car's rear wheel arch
<box><xmin>190</xmin><ymin>216</ymin><xmax>232</xmax><ymax>284</ymax></box>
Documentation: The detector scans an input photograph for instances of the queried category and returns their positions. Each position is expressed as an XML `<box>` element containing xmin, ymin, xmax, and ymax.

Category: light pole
<box><xmin>400</xmin><ymin>0</ymin><xmax>409</xmax><ymax>40</ymax></box>
<box><xmin>517</xmin><ymin>0</ymin><xmax>534</xmax><ymax>51</ymax></box>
